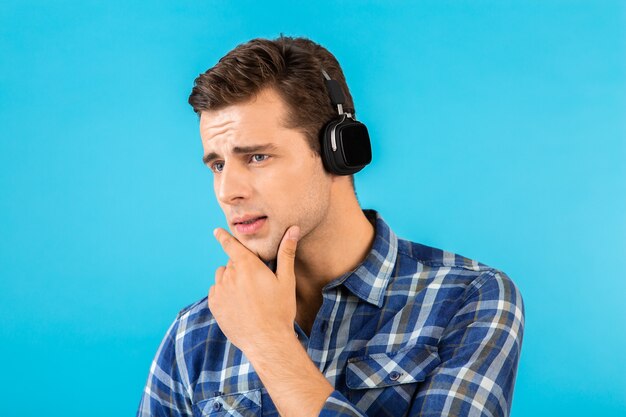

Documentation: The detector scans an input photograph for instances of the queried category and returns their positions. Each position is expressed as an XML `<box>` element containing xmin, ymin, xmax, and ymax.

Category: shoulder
<box><xmin>169</xmin><ymin>296</ymin><xmax>221</xmax><ymax>339</ymax></box>
<box><xmin>395</xmin><ymin>237</ymin><xmax>523</xmax><ymax>305</ymax></box>
<box><xmin>394</xmin><ymin>238</ymin><xmax>525</xmax><ymax>342</ymax></box>
<box><xmin>176</xmin><ymin>295</ymin><xmax>211</xmax><ymax>320</ymax></box>
<box><xmin>158</xmin><ymin>296</ymin><xmax>230</xmax><ymax>384</ymax></box>
<box><xmin>397</xmin><ymin>237</ymin><xmax>488</xmax><ymax>272</ymax></box>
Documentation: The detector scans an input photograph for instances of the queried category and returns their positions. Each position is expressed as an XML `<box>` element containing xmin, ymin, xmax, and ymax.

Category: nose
<box><xmin>216</xmin><ymin>162</ymin><xmax>252</xmax><ymax>205</ymax></box>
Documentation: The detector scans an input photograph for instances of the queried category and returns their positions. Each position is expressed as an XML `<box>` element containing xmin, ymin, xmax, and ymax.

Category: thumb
<box><xmin>276</xmin><ymin>225</ymin><xmax>300</xmax><ymax>280</ymax></box>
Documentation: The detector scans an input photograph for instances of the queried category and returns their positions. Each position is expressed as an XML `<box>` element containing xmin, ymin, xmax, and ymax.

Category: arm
<box><xmin>136</xmin><ymin>317</ymin><xmax>193</xmax><ymax>417</ymax></box>
<box><xmin>242</xmin><ymin>331</ymin><xmax>337</xmax><ymax>417</ymax></box>
<box><xmin>408</xmin><ymin>269</ymin><xmax>525</xmax><ymax>416</ymax></box>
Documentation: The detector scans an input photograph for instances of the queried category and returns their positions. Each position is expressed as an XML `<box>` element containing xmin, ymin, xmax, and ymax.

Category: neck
<box><xmin>292</xmin><ymin>179</ymin><xmax>375</xmax><ymax>332</ymax></box>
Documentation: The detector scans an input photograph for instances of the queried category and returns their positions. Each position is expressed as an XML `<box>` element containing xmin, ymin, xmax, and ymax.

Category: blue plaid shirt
<box><xmin>138</xmin><ymin>210</ymin><xmax>524</xmax><ymax>416</ymax></box>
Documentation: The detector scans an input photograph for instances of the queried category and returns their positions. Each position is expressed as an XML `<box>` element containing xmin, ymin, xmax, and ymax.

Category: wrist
<box><xmin>243</xmin><ymin>325</ymin><xmax>299</xmax><ymax>361</ymax></box>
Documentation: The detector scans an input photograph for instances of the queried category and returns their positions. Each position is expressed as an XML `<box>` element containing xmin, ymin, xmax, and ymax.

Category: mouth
<box><xmin>232</xmin><ymin>215</ymin><xmax>268</xmax><ymax>235</ymax></box>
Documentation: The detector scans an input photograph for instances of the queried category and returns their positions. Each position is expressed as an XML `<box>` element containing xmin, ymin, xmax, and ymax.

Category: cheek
<box><xmin>270</xmin><ymin>162</ymin><xmax>325</xmax><ymax>198</ymax></box>
<box><xmin>277</xmin><ymin>166</ymin><xmax>330</xmax><ymax>214</ymax></box>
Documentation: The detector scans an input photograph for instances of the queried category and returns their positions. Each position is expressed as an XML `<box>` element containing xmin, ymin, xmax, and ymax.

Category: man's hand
<box><xmin>208</xmin><ymin>225</ymin><xmax>300</xmax><ymax>354</ymax></box>
<box><xmin>209</xmin><ymin>225</ymin><xmax>336</xmax><ymax>417</ymax></box>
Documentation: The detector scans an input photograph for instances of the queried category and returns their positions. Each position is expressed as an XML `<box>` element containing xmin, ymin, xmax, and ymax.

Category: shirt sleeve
<box><xmin>319</xmin><ymin>390</ymin><xmax>368</xmax><ymax>416</ymax></box>
<box><xmin>408</xmin><ymin>269</ymin><xmax>525</xmax><ymax>416</ymax></box>
<box><xmin>318</xmin><ymin>269</ymin><xmax>525</xmax><ymax>417</ymax></box>
<box><xmin>137</xmin><ymin>316</ymin><xmax>194</xmax><ymax>417</ymax></box>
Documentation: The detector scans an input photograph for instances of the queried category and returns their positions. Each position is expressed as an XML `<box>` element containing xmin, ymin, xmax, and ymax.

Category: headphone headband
<box><xmin>322</xmin><ymin>70</ymin><xmax>346</xmax><ymax>115</ymax></box>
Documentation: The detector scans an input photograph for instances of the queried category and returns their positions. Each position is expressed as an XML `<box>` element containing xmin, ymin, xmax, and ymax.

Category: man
<box><xmin>137</xmin><ymin>36</ymin><xmax>524</xmax><ymax>417</ymax></box>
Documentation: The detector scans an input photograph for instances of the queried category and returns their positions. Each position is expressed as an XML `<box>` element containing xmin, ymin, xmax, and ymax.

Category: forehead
<box><xmin>199</xmin><ymin>88</ymin><xmax>290</xmax><ymax>147</ymax></box>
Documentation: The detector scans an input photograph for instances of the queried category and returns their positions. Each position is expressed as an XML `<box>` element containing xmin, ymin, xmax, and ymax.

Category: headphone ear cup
<box><xmin>320</xmin><ymin>116</ymin><xmax>372</xmax><ymax>175</ymax></box>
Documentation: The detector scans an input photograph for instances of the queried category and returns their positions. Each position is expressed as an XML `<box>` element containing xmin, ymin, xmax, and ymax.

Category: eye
<box><xmin>210</xmin><ymin>161</ymin><xmax>224</xmax><ymax>173</ymax></box>
<box><xmin>250</xmin><ymin>154</ymin><xmax>269</xmax><ymax>163</ymax></box>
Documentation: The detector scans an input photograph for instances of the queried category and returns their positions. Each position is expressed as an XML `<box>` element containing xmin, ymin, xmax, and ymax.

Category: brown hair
<box><xmin>188</xmin><ymin>36</ymin><xmax>355</xmax><ymax>155</ymax></box>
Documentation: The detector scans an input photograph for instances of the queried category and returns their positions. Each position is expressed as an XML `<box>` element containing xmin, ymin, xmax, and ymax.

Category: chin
<box><xmin>257</xmin><ymin>242</ymin><xmax>279</xmax><ymax>262</ymax></box>
<box><xmin>257</xmin><ymin>253</ymin><xmax>274</xmax><ymax>263</ymax></box>
<box><xmin>238</xmin><ymin>239</ymin><xmax>278</xmax><ymax>263</ymax></box>
<box><xmin>251</xmin><ymin>248</ymin><xmax>277</xmax><ymax>263</ymax></box>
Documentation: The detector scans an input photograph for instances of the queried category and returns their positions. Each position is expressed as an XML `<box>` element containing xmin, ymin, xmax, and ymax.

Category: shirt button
<box><xmin>212</xmin><ymin>401</ymin><xmax>222</xmax><ymax>411</ymax></box>
<box><xmin>320</xmin><ymin>321</ymin><xmax>328</xmax><ymax>332</ymax></box>
<box><xmin>389</xmin><ymin>371</ymin><xmax>401</xmax><ymax>381</ymax></box>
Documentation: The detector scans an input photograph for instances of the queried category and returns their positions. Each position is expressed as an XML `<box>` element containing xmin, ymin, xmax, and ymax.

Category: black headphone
<box><xmin>320</xmin><ymin>70</ymin><xmax>372</xmax><ymax>175</ymax></box>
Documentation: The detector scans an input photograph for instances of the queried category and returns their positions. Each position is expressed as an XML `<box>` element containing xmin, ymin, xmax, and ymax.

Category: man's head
<box><xmin>188</xmin><ymin>36</ymin><xmax>356</xmax><ymax>156</ymax></box>
<box><xmin>188</xmin><ymin>36</ymin><xmax>358</xmax><ymax>261</ymax></box>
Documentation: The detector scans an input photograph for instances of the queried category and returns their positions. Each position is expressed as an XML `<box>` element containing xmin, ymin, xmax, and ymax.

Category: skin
<box><xmin>200</xmin><ymin>87</ymin><xmax>375</xmax><ymax>417</ymax></box>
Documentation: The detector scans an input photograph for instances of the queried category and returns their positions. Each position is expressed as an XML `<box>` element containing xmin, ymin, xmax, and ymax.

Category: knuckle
<box><xmin>214</xmin><ymin>266</ymin><xmax>226</xmax><ymax>285</ymax></box>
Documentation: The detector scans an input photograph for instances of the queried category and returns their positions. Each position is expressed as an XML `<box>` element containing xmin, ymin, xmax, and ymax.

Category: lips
<box><xmin>231</xmin><ymin>215</ymin><xmax>267</xmax><ymax>226</ymax></box>
<box><xmin>232</xmin><ymin>215</ymin><xmax>268</xmax><ymax>235</ymax></box>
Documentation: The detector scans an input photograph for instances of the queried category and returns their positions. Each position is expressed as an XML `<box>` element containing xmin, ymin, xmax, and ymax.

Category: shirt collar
<box><xmin>324</xmin><ymin>209</ymin><xmax>398</xmax><ymax>308</ymax></box>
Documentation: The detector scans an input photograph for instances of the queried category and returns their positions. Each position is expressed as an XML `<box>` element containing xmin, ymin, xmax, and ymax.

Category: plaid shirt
<box><xmin>138</xmin><ymin>210</ymin><xmax>524</xmax><ymax>416</ymax></box>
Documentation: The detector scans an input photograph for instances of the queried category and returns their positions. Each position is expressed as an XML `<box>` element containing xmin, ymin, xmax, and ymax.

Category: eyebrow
<box><xmin>202</xmin><ymin>143</ymin><xmax>278</xmax><ymax>165</ymax></box>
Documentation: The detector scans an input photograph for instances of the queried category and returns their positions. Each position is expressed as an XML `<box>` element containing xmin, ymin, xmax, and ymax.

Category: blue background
<box><xmin>1</xmin><ymin>1</ymin><xmax>624</xmax><ymax>415</ymax></box>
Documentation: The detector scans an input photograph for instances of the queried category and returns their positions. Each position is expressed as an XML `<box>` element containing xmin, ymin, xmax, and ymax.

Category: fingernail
<box><xmin>288</xmin><ymin>226</ymin><xmax>300</xmax><ymax>240</ymax></box>
<box><xmin>213</xmin><ymin>228</ymin><xmax>219</xmax><ymax>237</ymax></box>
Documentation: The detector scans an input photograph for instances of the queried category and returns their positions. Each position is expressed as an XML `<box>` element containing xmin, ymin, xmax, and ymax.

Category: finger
<box><xmin>276</xmin><ymin>225</ymin><xmax>300</xmax><ymax>280</ymax></box>
<box><xmin>226</xmin><ymin>259</ymin><xmax>235</xmax><ymax>270</ymax></box>
<box><xmin>215</xmin><ymin>265</ymin><xmax>226</xmax><ymax>286</ymax></box>
<box><xmin>213</xmin><ymin>228</ymin><xmax>250</xmax><ymax>261</ymax></box>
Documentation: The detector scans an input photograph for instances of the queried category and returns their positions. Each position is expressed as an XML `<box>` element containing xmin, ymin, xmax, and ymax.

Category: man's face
<box><xmin>200</xmin><ymin>88</ymin><xmax>333</xmax><ymax>262</ymax></box>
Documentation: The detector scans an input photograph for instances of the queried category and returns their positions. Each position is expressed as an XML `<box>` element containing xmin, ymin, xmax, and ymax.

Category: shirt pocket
<box><xmin>193</xmin><ymin>388</ymin><xmax>262</xmax><ymax>417</ymax></box>
<box><xmin>346</xmin><ymin>343</ymin><xmax>441</xmax><ymax>390</ymax></box>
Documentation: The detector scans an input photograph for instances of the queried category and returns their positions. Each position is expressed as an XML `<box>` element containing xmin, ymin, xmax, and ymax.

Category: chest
<box><xmin>187</xmin><ymin>289</ymin><xmax>453</xmax><ymax>416</ymax></box>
